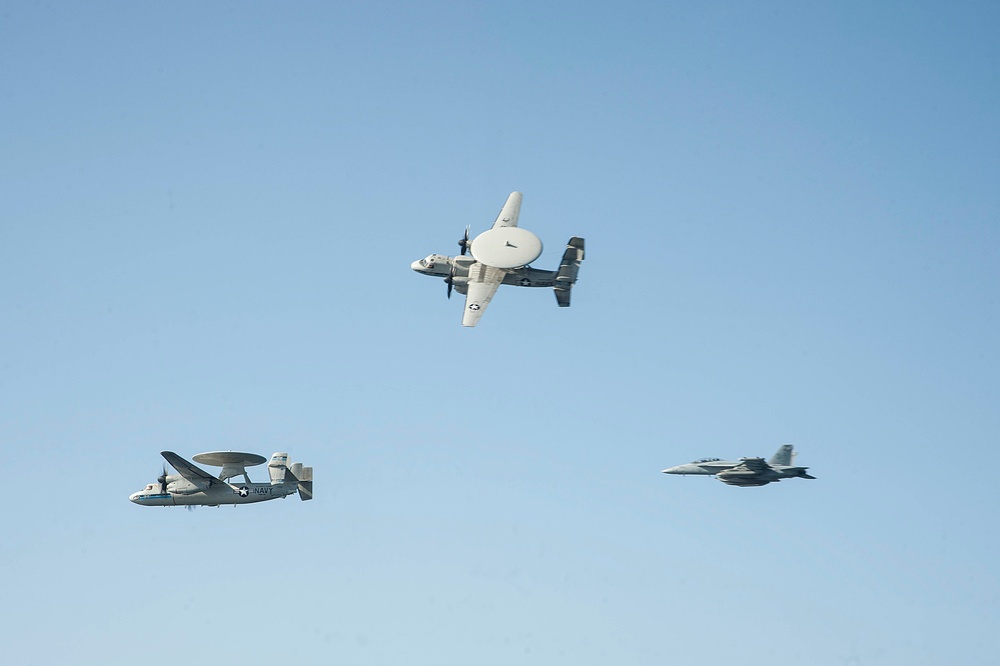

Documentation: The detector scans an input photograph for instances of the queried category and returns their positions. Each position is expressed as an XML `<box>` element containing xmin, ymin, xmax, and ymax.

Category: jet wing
<box><xmin>733</xmin><ymin>457</ymin><xmax>771</xmax><ymax>473</ymax></box>
<box><xmin>462</xmin><ymin>262</ymin><xmax>507</xmax><ymax>327</ymax></box>
<box><xmin>161</xmin><ymin>451</ymin><xmax>228</xmax><ymax>489</ymax></box>
<box><xmin>490</xmin><ymin>191</ymin><xmax>522</xmax><ymax>229</ymax></box>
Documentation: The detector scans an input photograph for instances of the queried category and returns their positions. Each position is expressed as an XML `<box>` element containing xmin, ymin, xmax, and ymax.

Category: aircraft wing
<box><xmin>462</xmin><ymin>262</ymin><xmax>507</xmax><ymax>327</ymax></box>
<box><xmin>161</xmin><ymin>451</ymin><xmax>228</xmax><ymax>489</ymax></box>
<box><xmin>490</xmin><ymin>191</ymin><xmax>522</xmax><ymax>229</ymax></box>
<box><xmin>733</xmin><ymin>457</ymin><xmax>771</xmax><ymax>473</ymax></box>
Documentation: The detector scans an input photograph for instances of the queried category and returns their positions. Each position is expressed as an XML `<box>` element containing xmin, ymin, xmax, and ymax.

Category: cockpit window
<box><xmin>693</xmin><ymin>457</ymin><xmax>721</xmax><ymax>463</ymax></box>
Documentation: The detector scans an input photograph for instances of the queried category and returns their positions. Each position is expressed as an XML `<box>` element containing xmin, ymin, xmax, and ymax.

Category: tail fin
<box><xmin>268</xmin><ymin>452</ymin><xmax>290</xmax><ymax>483</ymax></box>
<box><xmin>553</xmin><ymin>237</ymin><xmax>585</xmax><ymax>307</ymax></box>
<box><xmin>268</xmin><ymin>452</ymin><xmax>313</xmax><ymax>501</ymax></box>
<box><xmin>293</xmin><ymin>462</ymin><xmax>314</xmax><ymax>501</ymax></box>
<box><xmin>769</xmin><ymin>445</ymin><xmax>794</xmax><ymax>466</ymax></box>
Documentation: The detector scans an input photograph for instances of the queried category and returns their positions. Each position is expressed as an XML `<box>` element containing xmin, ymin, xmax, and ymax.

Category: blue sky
<box><xmin>2</xmin><ymin>2</ymin><xmax>998</xmax><ymax>664</ymax></box>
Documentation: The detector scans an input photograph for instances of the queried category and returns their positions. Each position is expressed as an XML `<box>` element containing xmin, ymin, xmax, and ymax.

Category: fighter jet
<box><xmin>662</xmin><ymin>444</ymin><xmax>815</xmax><ymax>487</ymax></box>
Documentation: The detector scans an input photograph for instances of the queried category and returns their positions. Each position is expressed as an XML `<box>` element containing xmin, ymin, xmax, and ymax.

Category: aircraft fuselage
<box><xmin>716</xmin><ymin>465</ymin><xmax>816</xmax><ymax>487</ymax></box>
<box><xmin>411</xmin><ymin>254</ymin><xmax>560</xmax><ymax>290</ymax></box>
<box><xmin>661</xmin><ymin>459</ymin><xmax>740</xmax><ymax>475</ymax></box>
<box><xmin>129</xmin><ymin>481</ymin><xmax>297</xmax><ymax>507</ymax></box>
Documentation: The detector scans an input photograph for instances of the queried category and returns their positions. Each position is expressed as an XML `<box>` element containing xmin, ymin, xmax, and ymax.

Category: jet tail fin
<box><xmin>769</xmin><ymin>444</ymin><xmax>795</xmax><ymax>466</ymax></box>
<box><xmin>553</xmin><ymin>237</ymin><xmax>585</xmax><ymax>307</ymax></box>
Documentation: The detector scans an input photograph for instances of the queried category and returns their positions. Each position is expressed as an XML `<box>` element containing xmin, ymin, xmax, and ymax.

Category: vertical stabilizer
<box><xmin>553</xmin><ymin>237</ymin><xmax>585</xmax><ymax>307</ymax></box>
<box><xmin>268</xmin><ymin>452</ymin><xmax>312</xmax><ymax>499</ymax></box>
<box><xmin>268</xmin><ymin>452</ymin><xmax>290</xmax><ymax>484</ymax></box>
<box><xmin>769</xmin><ymin>445</ymin><xmax>794</xmax><ymax>466</ymax></box>
<box><xmin>296</xmin><ymin>464</ymin><xmax>313</xmax><ymax>501</ymax></box>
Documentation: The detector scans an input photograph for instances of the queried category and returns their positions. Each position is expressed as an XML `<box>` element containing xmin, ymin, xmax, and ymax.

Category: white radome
<box><xmin>470</xmin><ymin>227</ymin><xmax>543</xmax><ymax>268</ymax></box>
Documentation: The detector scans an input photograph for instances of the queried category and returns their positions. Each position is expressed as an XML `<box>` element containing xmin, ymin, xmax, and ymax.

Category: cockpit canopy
<box><xmin>692</xmin><ymin>457</ymin><xmax>722</xmax><ymax>463</ymax></box>
<box><xmin>412</xmin><ymin>254</ymin><xmax>452</xmax><ymax>275</ymax></box>
<box><xmin>416</xmin><ymin>254</ymin><xmax>445</xmax><ymax>270</ymax></box>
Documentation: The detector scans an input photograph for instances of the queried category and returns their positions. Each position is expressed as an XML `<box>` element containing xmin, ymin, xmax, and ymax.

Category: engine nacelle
<box><xmin>167</xmin><ymin>480</ymin><xmax>204</xmax><ymax>495</ymax></box>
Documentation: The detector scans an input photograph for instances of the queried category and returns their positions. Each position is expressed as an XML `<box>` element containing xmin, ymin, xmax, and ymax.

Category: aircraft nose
<box><xmin>410</xmin><ymin>260</ymin><xmax>423</xmax><ymax>271</ymax></box>
<box><xmin>661</xmin><ymin>466</ymin><xmax>681</xmax><ymax>474</ymax></box>
<box><xmin>128</xmin><ymin>492</ymin><xmax>140</xmax><ymax>503</ymax></box>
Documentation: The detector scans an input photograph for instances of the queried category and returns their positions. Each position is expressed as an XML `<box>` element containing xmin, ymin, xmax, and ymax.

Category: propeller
<box><xmin>157</xmin><ymin>464</ymin><xmax>169</xmax><ymax>494</ymax></box>
<box><xmin>445</xmin><ymin>263</ymin><xmax>456</xmax><ymax>299</ymax></box>
<box><xmin>458</xmin><ymin>225</ymin><xmax>471</xmax><ymax>255</ymax></box>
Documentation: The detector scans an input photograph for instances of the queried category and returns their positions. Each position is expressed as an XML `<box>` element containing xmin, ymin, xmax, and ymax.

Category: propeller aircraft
<box><xmin>411</xmin><ymin>191</ymin><xmax>585</xmax><ymax>326</ymax></box>
<box><xmin>130</xmin><ymin>450</ymin><xmax>313</xmax><ymax>507</ymax></box>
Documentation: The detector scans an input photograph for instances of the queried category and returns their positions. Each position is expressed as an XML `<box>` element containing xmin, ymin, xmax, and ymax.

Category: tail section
<box><xmin>553</xmin><ymin>237</ymin><xmax>585</xmax><ymax>307</ymax></box>
<box><xmin>292</xmin><ymin>462</ymin><xmax>314</xmax><ymax>501</ymax></box>
<box><xmin>767</xmin><ymin>446</ymin><xmax>816</xmax><ymax>481</ymax></box>
<box><xmin>268</xmin><ymin>452</ymin><xmax>290</xmax><ymax>482</ymax></box>
<box><xmin>769</xmin><ymin>444</ymin><xmax>795</xmax><ymax>467</ymax></box>
<box><xmin>268</xmin><ymin>452</ymin><xmax>314</xmax><ymax>501</ymax></box>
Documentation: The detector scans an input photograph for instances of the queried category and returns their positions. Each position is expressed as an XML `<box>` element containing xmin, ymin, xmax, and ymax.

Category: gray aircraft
<box><xmin>130</xmin><ymin>450</ymin><xmax>313</xmax><ymax>507</ymax></box>
<box><xmin>411</xmin><ymin>191</ymin><xmax>585</xmax><ymax>327</ymax></box>
<box><xmin>662</xmin><ymin>444</ymin><xmax>816</xmax><ymax>487</ymax></box>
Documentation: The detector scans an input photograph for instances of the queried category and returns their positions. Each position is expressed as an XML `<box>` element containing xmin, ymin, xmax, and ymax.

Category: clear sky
<box><xmin>2</xmin><ymin>2</ymin><xmax>998</xmax><ymax>664</ymax></box>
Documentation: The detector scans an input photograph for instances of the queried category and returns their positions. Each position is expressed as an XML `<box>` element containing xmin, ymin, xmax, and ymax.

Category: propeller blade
<box><xmin>157</xmin><ymin>464</ymin><xmax>168</xmax><ymax>494</ymax></box>
<box><xmin>458</xmin><ymin>225</ymin><xmax>470</xmax><ymax>255</ymax></box>
<box><xmin>445</xmin><ymin>264</ymin><xmax>455</xmax><ymax>299</ymax></box>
